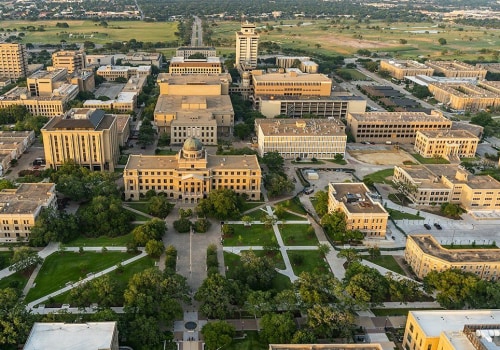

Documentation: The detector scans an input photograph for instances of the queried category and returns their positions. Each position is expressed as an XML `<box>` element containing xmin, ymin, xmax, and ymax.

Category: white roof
<box><xmin>24</xmin><ymin>322</ymin><xmax>117</xmax><ymax>350</ymax></box>
<box><xmin>411</xmin><ymin>310</ymin><xmax>500</xmax><ymax>337</ymax></box>
<box><xmin>116</xmin><ymin>92</ymin><xmax>137</xmax><ymax>102</ymax></box>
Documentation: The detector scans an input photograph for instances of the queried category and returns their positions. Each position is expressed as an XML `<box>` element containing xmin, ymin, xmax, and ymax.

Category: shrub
<box><xmin>194</xmin><ymin>218</ymin><xmax>211</xmax><ymax>233</ymax></box>
<box><xmin>173</xmin><ymin>217</ymin><xmax>191</xmax><ymax>233</ymax></box>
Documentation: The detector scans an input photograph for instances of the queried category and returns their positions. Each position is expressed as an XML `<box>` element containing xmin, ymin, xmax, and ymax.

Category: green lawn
<box><xmin>363</xmin><ymin>255</ymin><xmax>406</xmax><ymax>275</ymax></box>
<box><xmin>0</xmin><ymin>251</ymin><xmax>13</xmax><ymax>270</ymax></box>
<box><xmin>325</xmin><ymin>158</ymin><xmax>348</xmax><ymax>165</ymax></box>
<box><xmin>0</xmin><ymin>271</ymin><xmax>29</xmax><ymax>291</ymax></box>
<box><xmin>241</xmin><ymin>202</ymin><xmax>264</xmax><ymax>212</ymax></box>
<box><xmin>388</xmin><ymin>209</ymin><xmax>424</xmax><ymax>221</ymax></box>
<box><xmin>280</xmin><ymin>224</ymin><xmax>318</xmax><ymax>246</ymax></box>
<box><xmin>277</xmin><ymin>197</ymin><xmax>308</xmax><ymax>215</ymax></box>
<box><xmin>25</xmin><ymin>252</ymin><xmax>135</xmax><ymax>303</ymax></box>
<box><xmin>226</xmin><ymin>331</ymin><xmax>268</xmax><ymax>350</ymax></box>
<box><xmin>337</xmin><ymin>68</ymin><xmax>370</xmax><ymax>80</ymax></box>
<box><xmin>279</xmin><ymin>211</ymin><xmax>306</xmax><ymax>221</ymax></box>
<box><xmin>363</xmin><ymin>168</ymin><xmax>394</xmax><ymax>184</ymax></box>
<box><xmin>125</xmin><ymin>202</ymin><xmax>150</xmax><ymax>215</ymax></box>
<box><xmin>411</xmin><ymin>153</ymin><xmax>450</xmax><ymax>164</ymax></box>
<box><xmin>242</xmin><ymin>209</ymin><xmax>268</xmax><ymax>221</ymax></box>
<box><xmin>223</xmin><ymin>225</ymin><xmax>276</xmax><ymax>246</ymax></box>
<box><xmin>288</xmin><ymin>250</ymin><xmax>330</xmax><ymax>276</ymax></box>
<box><xmin>64</xmin><ymin>231</ymin><xmax>134</xmax><ymax>247</ymax></box>
<box><xmin>122</xmin><ymin>206</ymin><xmax>151</xmax><ymax>221</ymax></box>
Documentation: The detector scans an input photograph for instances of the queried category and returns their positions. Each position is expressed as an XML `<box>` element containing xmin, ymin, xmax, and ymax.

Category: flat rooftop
<box><xmin>330</xmin><ymin>183</ymin><xmax>387</xmax><ymax>214</ymax></box>
<box><xmin>269</xmin><ymin>345</ymin><xmax>383</xmax><ymax>350</ymax></box>
<box><xmin>430</xmin><ymin>83</ymin><xmax>499</xmax><ymax>98</ymax></box>
<box><xmin>383</xmin><ymin>60</ymin><xmax>430</xmax><ymax>69</ymax></box>
<box><xmin>155</xmin><ymin>95</ymin><xmax>233</xmax><ymax>114</ymax></box>
<box><xmin>0</xmin><ymin>87</ymin><xmax>67</xmax><ymax>101</ymax></box>
<box><xmin>257</xmin><ymin>94</ymin><xmax>365</xmax><ymax>102</ymax></box>
<box><xmin>409</xmin><ymin>234</ymin><xmax>500</xmax><ymax>263</ymax></box>
<box><xmin>256</xmin><ymin>118</ymin><xmax>345</xmax><ymax>137</ymax></box>
<box><xmin>157</xmin><ymin>73</ymin><xmax>231</xmax><ymax>85</ymax></box>
<box><xmin>115</xmin><ymin>114</ymin><xmax>130</xmax><ymax>133</ymax></box>
<box><xmin>417</xmin><ymin>129</ymin><xmax>478</xmax><ymax>139</ymax></box>
<box><xmin>125</xmin><ymin>154</ymin><xmax>260</xmax><ymax>171</ymax></box>
<box><xmin>348</xmin><ymin>111</ymin><xmax>450</xmax><ymax>123</ymax></box>
<box><xmin>427</xmin><ymin>60</ymin><xmax>485</xmax><ymax>71</ymax></box>
<box><xmin>170</xmin><ymin>56</ymin><xmax>221</xmax><ymax>64</ymax></box>
<box><xmin>409</xmin><ymin>310</ymin><xmax>500</xmax><ymax>337</ymax></box>
<box><xmin>0</xmin><ymin>183</ymin><xmax>54</xmax><ymax>215</ymax></box>
<box><xmin>24</xmin><ymin>322</ymin><xmax>117</xmax><ymax>350</ymax></box>
<box><xmin>29</xmin><ymin>69</ymin><xmax>66</xmax><ymax>80</ymax></box>
<box><xmin>253</xmin><ymin>72</ymin><xmax>331</xmax><ymax>83</ymax></box>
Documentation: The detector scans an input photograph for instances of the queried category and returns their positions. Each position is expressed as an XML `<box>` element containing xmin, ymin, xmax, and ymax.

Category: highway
<box><xmin>191</xmin><ymin>16</ymin><xmax>203</xmax><ymax>47</ymax></box>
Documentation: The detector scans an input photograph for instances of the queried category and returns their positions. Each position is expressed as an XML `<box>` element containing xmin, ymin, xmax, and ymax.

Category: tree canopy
<box><xmin>196</xmin><ymin>188</ymin><xmax>243</xmax><ymax>220</ymax></box>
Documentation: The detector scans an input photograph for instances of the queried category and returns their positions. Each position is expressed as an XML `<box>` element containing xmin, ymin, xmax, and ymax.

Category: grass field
<box><xmin>279</xmin><ymin>211</ymin><xmax>306</xmax><ymax>221</ymax></box>
<box><xmin>363</xmin><ymin>255</ymin><xmax>406</xmax><ymax>275</ymax></box>
<box><xmin>288</xmin><ymin>250</ymin><xmax>330</xmax><ymax>276</ymax></box>
<box><xmin>226</xmin><ymin>331</ymin><xmax>268</xmax><ymax>350</ymax></box>
<box><xmin>25</xmin><ymin>251</ymin><xmax>134</xmax><ymax>303</ymax></box>
<box><xmin>0</xmin><ymin>251</ymin><xmax>13</xmax><ymax>270</ymax></box>
<box><xmin>411</xmin><ymin>153</ymin><xmax>450</xmax><ymax>165</ymax></box>
<box><xmin>1</xmin><ymin>20</ymin><xmax>178</xmax><ymax>45</ymax></box>
<box><xmin>64</xmin><ymin>231</ymin><xmax>134</xmax><ymax>247</ymax></box>
<box><xmin>223</xmin><ymin>224</ymin><xmax>275</xmax><ymax>246</ymax></box>
<box><xmin>241</xmin><ymin>202</ymin><xmax>265</xmax><ymax>212</ymax></box>
<box><xmin>122</xmin><ymin>206</ymin><xmax>151</xmax><ymax>221</ymax></box>
<box><xmin>277</xmin><ymin>197</ymin><xmax>308</xmax><ymax>215</ymax></box>
<box><xmin>125</xmin><ymin>202</ymin><xmax>150</xmax><ymax>215</ymax></box>
<box><xmin>0</xmin><ymin>270</ymin><xmax>29</xmax><ymax>291</ymax></box>
<box><xmin>280</xmin><ymin>224</ymin><xmax>318</xmax><ymax>245</ymax></box>
<box><xmin>337</xmin><ymin>68</ymin><xmax>370</xmax><ymax>80</ymax></box>
<box><xmin>388</xmin><ymin>209</ymin><xmax>424</xmax><ymax>221</ymax></box>
<box><xmin>243</xmin><ymin>208</ymin><xmax>268</xmax><ymax>221</ymax></box>
<box><xmin>363</xmin><ymin>168</ymin><xmax>394</xmax><ymax>184</ymax></box>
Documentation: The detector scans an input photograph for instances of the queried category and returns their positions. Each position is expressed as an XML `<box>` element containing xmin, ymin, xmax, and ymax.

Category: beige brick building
<box><xmin>96</xmin><ymin>65</ymin><xmax>151</xmax><ymax>81</ymax></box>
<box><xmin>426</xmin><ymin>60</ymin><xmax>487</xmax><ymax>79</ymax></box>
<box><xmin>393</xmin><ymin>164</ymin><xmax>500</xmax><ymax>210</ymax></box>
<box><xmin>414</xmin><ymin>129</ymin><xmax>479</xmax><ymax>162</ymax></box>
<box><xmin>41</xmin><ymin>108</ymin><xmax>120</xmax><ymax>171</ymax></box>
<box><xmin>256</xmin><ymin>119</ymin><xmax>346</xmax><ymax>159</ymax></box>
<box><xmin>405</xmin><ymin>234</ymin><xmax>500</xmax><ymax>280</ymax></box>
<box><xmin>123</xmin><ymin>138</ymin><xmax>261</xmax><ymax>202</ymax></box>
<box><xmin>176</xmin><ymin>47</ymin><xmax>217</xmax><ymax>59</ymax></box>
<box><xmin>346</xmin><ymin>111</ymin><xmax>452</xmax><ymax>144</ymax></box>
<box><xmin>328</xmin><ymin>183</ymin><xmax>388</xmax><ymax>238</ymax></box>
<box><xmin>51</xmin><ymin>50</ymin><xmax>86</xmax><ymax>73</ymax></box>
<box><xmin>428</xmin><ymin>82</ymin><xmax>500</xmax><ymax>111</ymax></box>
<box><xmin>236</xmin><ymin>22</ymin><xmax>259</xmax><ymax>70</ymax></box>
<box><xmin>157</xmin><ymin>73</ymin><xmax>231</xmax><ymax>96</ymax></box>
<box><xmin>27</xmin><ymin>69</ymin><xmax>68</xmax><ymax>97</ymax></box>
<box><xmin>0</xmin><ymin>43</ymin><xmax>28</xmax><ymax>79</ymax></box>
<box><xmin>275</xmin><ymin>56</ymin><xmax>319</xmax><ymax>73</ymax></box>
<box><xmin>122</xmin><ymin>52</ymin><xmax>162</xmax><ymax>67</ymax></box>
<box><xmin>380</xmin><ymin>60</ymin><xmax>434</xmax><ymax>80</ymax></box>
<box><xmin>402</xmin><ymin>310</ymin><xmax>500</xmax><ymax>350</ymax></box>
<box><xmin>252</xmin><ymin>70</ymin><xmax>332</xmax><ymax>97</ymax></box>
<box><xmin>169</xmin><ymin>56</ymin><xmax>223</xmax><ymax>74</ymax></box>
<box><xmin>0</xmin><ymin>183</ymin><xmax>56</xmax><ymax>243</ymax></box>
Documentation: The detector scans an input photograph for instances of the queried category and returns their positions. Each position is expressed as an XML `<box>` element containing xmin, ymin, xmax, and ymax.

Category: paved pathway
<box><xmin>0</xmin><ymin>242</ymin><xmax>59</xmax><ymax>279</ymax></box>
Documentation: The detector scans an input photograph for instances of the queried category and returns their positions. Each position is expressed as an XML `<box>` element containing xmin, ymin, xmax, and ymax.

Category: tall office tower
<box><xmin>0</xmin><ymin>43</ymin><xmax>28</xmax><ymax>79</ymax></box>
<box><xmin>52</xmin><ymin>50</ymin><xmax>86</xmax><ymax>74</ymax></box>
<box><xmin>235</xmin><ymin>22</ymin><xmax>259</xmax><ymax>70</ymax></box>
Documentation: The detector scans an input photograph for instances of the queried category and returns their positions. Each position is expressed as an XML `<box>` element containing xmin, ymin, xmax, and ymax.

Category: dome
<box><xmin>183</xmin><ymin>137</ymin><xmax>203</xmax><ymax>152</ymax></box>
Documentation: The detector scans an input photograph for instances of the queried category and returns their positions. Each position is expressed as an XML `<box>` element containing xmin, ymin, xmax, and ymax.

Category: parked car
<box><xmin>424</xmin><ymin>223</ymin><xmax>432</xmax><ymax>230</ymax></box>
<box><xmin>434</xmin><ymin>223</ymin><xmax>442</xmax><ymax>230</ymax></box>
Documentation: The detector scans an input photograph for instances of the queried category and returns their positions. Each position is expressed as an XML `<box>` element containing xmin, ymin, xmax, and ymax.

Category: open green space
<box><xmin>280</xmin><ymin>224</ymin><xmax>318</xmax><ymax>246</ymax></box>
<box><xmin>0</xmin><ymin>270</ymin><xmax>29</xmax><ymax>291</ymax></box>
<box><xmin>387</xmin><ymin>208</ymin><xmax>424</xmax><ymax>221</ymax></box>
<box><xmin>325</xmin><ymin>158</ymin><xmax>348</xmax><ymax>165</ymax></box>
<box><xmin>226</xmin><ymin>331</ymin><xmax>268</xmax><ymax>350</ymax></box>
<box><xmin>122</xmin><ymin>206</ymin><xmax>151</xmax><ymax>221</ymax></box>
<box><xmin>0</xmin><ymin>251</ymin><xmax>13</xmax><ymax>270</ymax></box>
<box><xmin>337</xmin><ymin>68</ymin><xmax>370</xmax><ymax>80</ymax></box>
<box><xmin>288</xmin><ymin>250</ymin><xmax>330</xmax><ymax>276</ymax></box>
<box><xmin>124</xmin><ymin>202</ymin><xmax>150</xmax><ymax>215</ymax></box>
<box><xmin>223</xmin><ymin>224</ymin><xmax>275</xmax><ymax>246</ymax></box>
<box><xmin>279</xmin><ymin>211</ymin><xmax>306</xmax><ymax>221</ymax></box>
<box><xmin>65</xmin><ymin>231</ymin><xmax>134</xmax><ymax>247</ymax></box>
<box><xmin>241</xmin><ymin>202</ymin><xmax>265</xmax><ymax>213</ymax></box>
<box><xmin>242</xmin><ymin>208</ymin><xmax>268</xmax><ymax>221</ymax></box>
<box><xmin>411</xmin><ymin>153</ymin><xmax>450</xmax><ymax>165</ymax></box>
<box><xmin>363</xmin><ymin>255</ymin><xmax>406</xmax><ymax>275</ymax></box>
<box><xmin>277</xmin><ymin>197</ymin><xmax>308</xmax><ymax>215</ymax></box>
<box><xmin>0</xmin><ymin>20</ymin><xmax>178</xmax><ymax>45</ymax></box>
<box><xmin>364</xmin><ymin>168</ymin><xmax>394</xmax><ymax>184</ymax></box>
<box><xmin>25</xmin><ymin>251</ymin><xmax>135</xmax><ymax>303</ymax></box>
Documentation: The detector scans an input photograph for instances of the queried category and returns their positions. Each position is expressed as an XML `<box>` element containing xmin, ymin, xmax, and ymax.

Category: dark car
<box><xmin>434</xmin><ymin>223</ymin><xmax>442</xmax><ymax>230</ymax></box>
<box><xmin>424</xmin><ymin>223</ymin><xmax>432</xmax><ymax>230</ymax></box>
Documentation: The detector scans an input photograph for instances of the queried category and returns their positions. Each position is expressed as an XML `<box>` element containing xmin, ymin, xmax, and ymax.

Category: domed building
<box><xmin>123</xmin><ymin>138</ymin><xmax>261</xmax><ymax>203</ymax></box>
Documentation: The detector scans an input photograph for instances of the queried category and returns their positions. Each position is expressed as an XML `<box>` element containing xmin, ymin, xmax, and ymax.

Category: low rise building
<box><xmin>405</xmin><ymin>234</ymin><xmax>500</xmax><ymax>280</ymax></box>
<box><xmin>328</xmin><ymin>182</ymin><xmax>388</xmax><ymax>238</ymax></box>
<box><xmin>346</xmin><ymin>110</ymin><xmax>451</xmax><ymax>144</ymax></box>
<box><xmin>0</xmin><ymin>183</ymin><xmax>56</xmax><ymax>243</ymax></box>
<box><xmin>428</xmin><ymin>82</ymin><xmax>500</xmax><ymax>111</ymax></box>
<box><xmin>275</xmin><ymin>56</ymin><xmax>319</xmax><ymax>73</ymax></box>
<box><xmin>426</xmin><ymin>60</ymin><xmax>487</xmax><ymax>79</ymax></box>
<box><xmin>24</xmin><ymin>322</ymin><xmax>119</xmax><ymax>350</ymax></box>
<box><xmin>252</xmin><ymin>70</ymin><xmax>332</xmax><ymax>97</ymax></box>
<box><xmin>255</xmin><ymin>119</ymin><xmax>346</xmax><ymax>159</ymax></box>
<box><xmin>96</xmin><ymin>65</ymin><xmax>151</xmax><ymax>81</ymax></box>
<box><xmin>69</xmin><ymin>70</ymin><xmax>95</xmax><ymax>92</ymax></box>
<box><xmin>123</xmin><ymin>138</ymin><xmax>261</xmax><ymax>202</ymax></box>
<box><xmin>51</xmin><ymin>50</ymin><xmax>86</xmax><ymax>73</ymax></box>
<box><xmin>122</xmin><ymin>52</ymin><xmax>163</xmax><ymax>67</ymax></box>
<box><xmin>41</xmin><ymin>108</ymin><xmax>120</xmax><ymax>171</ymax></box>
<box><xmin>85</xmin><ymin>54</ymin><xmax>115</xmax><ymax>67</ymax></box>
<box><xmin>169</xmin><ymin>56</ymin><xmax>223</xmax><ymax>74</ymax></box>
<box><xmin>176</xmin><ymin>46</ymin><xmax>217</xmax><ymax>59</ymax></box>
<box><xmin>380</xmin><ymin>60</ymin><xmax>434</xmax><ymax>80</ymax></box>
<box><xmin>0</xmin><ymin>130</ymin><xmax>35</xmax><ymax>176</ymax></box>
<box><xmin>393</xmin><ymin>164</ymin><xmax>500</xmax><ymax>210</ymax></box>
<box><xmin>403</xmin><ymin>310</ymin><xmax>500</xmax><ymax>350</ymax></box>
<box><xmin>414</xmin><ymin>129</ymin><xmax>479</xmax><ymax>162</ymax></box>
<box><xmin>27</xmin><ymin>69</ymin><xmax>68</xmax><ymax>97</ymax></box>
<box><xmin>157</xmin><ymin>73</ymin><xmax>231</xmax><ymax>96</ymax></box>
<box><xmin>84</xmin><ymin>91</ymin><xmax>137</xmax><ymax>112</ymax></box>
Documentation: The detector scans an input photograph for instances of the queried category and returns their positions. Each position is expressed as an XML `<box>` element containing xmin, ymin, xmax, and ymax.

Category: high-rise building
<box><xmin>236</xmin><ymin>22</ymin><xmax>259</xmax><ymax>70</ymax></box>
<box><xmin>0</xmin><ymin>43</ymin><xmax>28</xmax><ymax>79</ymax></box>
<box><xmin>51</xmin><ymin>50</ymin><xmax>86</xmax><ymax>73</ymax></box>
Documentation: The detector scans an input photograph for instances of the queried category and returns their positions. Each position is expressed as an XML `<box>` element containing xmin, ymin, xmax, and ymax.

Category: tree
<box><xmin>399</xmin><ymin>39</ymin><xmax>407</xmax><ymax>44</ymax></box>
<box><xmin>307</xmin><ymin>305</ymin><xmax>355</xmax><ymax>339</ymax></box>
<box><xmin>318</xmin><ymin>243</ymin><xmax>331</xmax><ymax>257</ymax></box>
<box><xmin>194</xmin><ymin>218</ymin><xmax>211</xmax><ymax>233</ymax></box>
<box><xmin>440</xmin><ymin>202</ymin><xmax>464</xmax><ymax>218</ymax></box>
<box><xmin>313</xmin><ymin>190</ymin><xmax>329</xmax><ymax>217</ymax></box>
<box><xmin>260</xmin><ymin>312</ymin><xmax>296</xmax><ymax>344</ymax></box>
<box><xmin>438</xmin><ymin>37</ymin><xmax>447</xmax><ymax>45</ymax></box>
<box><xmin>238</xmin><ymin>250</ymin><xmax>277</xmax><ymax>290</ymax></box>
<box><xmin>368</xmin><ymin>245</ymin><xmax>381</xmax><ymax>259</ymax></box>
<box><xmin>337</xmin><ymin>248</ymin><xmax>361</xmax><ymax>267</ymax></box>
<box><xmin>0</xmin><ymin>179</ymin><xmax>15</xmax><ymax>191</ymax></box>
<box><xmin>245</xmin><ymin>290</ymin><xmax>275</xmax><ymax>318</ymax></box>
<box><xmin>148</xmin><ymin>196</ymin><xmax>174</xmax><ymax>218</ymax></box>
<box><xmin>29</xmin><ymin>207</ymin><xmax>80</xmax><ymax>246</ymax></box>
<box><xmin>343</xmin><ymin>262</ymin><xmax>389</xmax><ymax>305</ymax></box>
<box><xmin>126</xmin><ymin>315</ymin><xmax>164</xmax><ymax>350</ymax></box>
<box><xmin>145</xmin><ymin>240</ymin><xmax>165</xmax><ymax>258</ymax></box>
<box><xmin>195</xmin><ymin>273</ymin><xmax>243</xmax><ymax>319</ymax></box>
<box><xmin>196</xmin><ymin>188</ymin><xmax>243</xmax><ymax>220</ymax></box>
<box><xmin>291</xmin><ymin>329</ymin><xmax>317</xmax><ymax>344</ymax></box>
<box><xmin>234</xmin><ymin>123</ymin><xmax>252</xmax><ymax>140</ymax></box>
<box><xmin>261</xmin><ymin>151</ymin><xmax>285</xmax><ymax>173</ymax></box>
<box><xmin>173</xmin><ymin>217</ymin><xmax>192</xmax><ymax>233</ymax></box>
<box><xmin>132</xmin><ymin>219</ymin><xmax>166</xmax><ymax>246</ymax></box>
<box><xmin>9</xmin><ymin>247</ymin><xmax>43</xmax><ymax>272</ymax></box>
<box><xmin>137</xmin><ymin>118</ymin><xmax>155</xmax><ymax>147</ymax></box>
<box><xmin>0</xmin><ymin>288</ymin><xmax>34</xmax><ymax>347</ymax></box>
<box><xmin>78</xmin><ymin>196</ymin><xmax>134</xmax><ymax>237</ymax></box>
<box><xmin>201</xmin><ymin>321</ymin><xmax>235</xmax><ymax>350</ymax></box>
<box><xmin>265</xmin><ymin>173</ymin><xmax>294</xmax><ymax>198</ymax></box>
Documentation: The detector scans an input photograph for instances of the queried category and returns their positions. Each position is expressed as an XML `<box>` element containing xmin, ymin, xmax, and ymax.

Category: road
<box><xmin>191</xmin><ymin>16</ymin><xmax>203</xmax><ymax>47</ymax></box>
<box><xmin>134</xmin><ymin>0</ymin><xmax>144</xmax><ymax>20</ymax></box>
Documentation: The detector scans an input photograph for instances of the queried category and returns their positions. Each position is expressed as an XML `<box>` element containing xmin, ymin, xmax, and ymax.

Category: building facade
<box><xmin>426</xmin><ymin>60</ymin><xmax>487</xmax><ymax>79</ymax></box>
<box><xmin>414</xmin><ymin>129</ymin><xmax>479</xmax><ymax>161</ymax></box>
<box><xmin>393</xmin><ymin>164</ymin><xmax>500</xmax><ymax>210</ymax></box>
<box><xmin>123</xmin><ymin>138</ymin><xmax>261</xmax><ymax>202</ymax></box>
<box><xmin>96</xmin><ymin>65</ymin><xmax>151</xmax><ymax>81</ymax></box>
<box><xmin>0</xmin><ymin>43</ymin><xmax>28</xmax><ymax>79</ymax></box>
<box><xmin>51</xmin><ymin>50</ymin><xmax>86</xmax><ymax>73</ymax></box>
<box><xmin>346</xmin><ymin>111</ymin><xmax>452</xmax><ymax>144</ymax></box>
<box><xmin>169</xmin><ymin>56</ymin><xmax>223</xmax><ymax>74</ymax></box>
<box><xmin>405</xmin><ymin>234</ymin><xmax>500</xmax><ymax>280</ymax></box>
<box><xmin>380</xmin><ymin>60</ymin><xmax>434</xmax><ymax>80</ymax></box>
<box><xmin>0</xmin><ymin>183</ymin><xmax>56</xmax><ymax>243</ymax></box>
<box><xmin>328</xmin><ymin>182</ymin><xmax>388</xmax><ymax>238</ymax></box>
<box><xmin>256</xmin><ymin>119</ymin><xmax>346</xmax><ymax>159</ymax></box>
<box><xmin>27</xmin><ymin>69</ymin><xmax>68</xmax><ymax>97</ymax></box>
<box><xmin>41</xmin><ymin>108</ymin><xmax>120</xmax><ymax>171</ymax></box>
<box><xmin>236</xmin><ymin>22</ymin><xmax>259</xmax><ymax>70</ymax></box>
<box><xmin>122</xmin><ymin>52</ymin><xmax>163</xmax><ymax>67</ymax></box>
<box><xmin>428</xmin><ymin>82</ymin><xmax>500</xmax><ymax>111</ymax></box>
<box><xmin>176</xmin><ymin>47</ymin><xmax>217</xmax><ymax>59</ymax></box>
<box><xmin>252</xmin><ymin>70</ymin><xmax>332</xmax><ymax>97</ymax></box>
